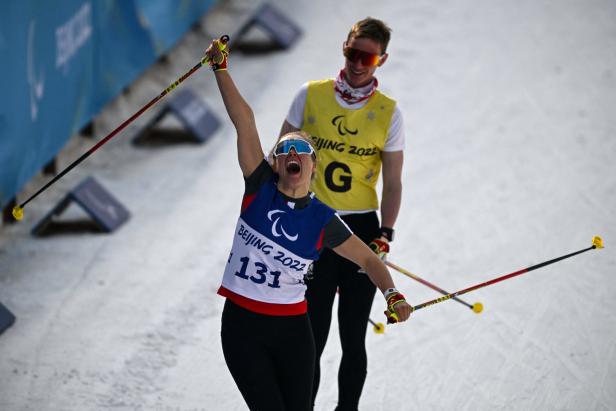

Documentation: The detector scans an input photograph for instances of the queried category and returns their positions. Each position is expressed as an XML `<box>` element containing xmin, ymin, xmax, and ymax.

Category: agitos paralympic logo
<box><xmin>331</xmin><ymin>115</ymin><xmax>358</xmax><ymax>136</ymax></box>
<box><xmin>267</xmin><ymin>210</ymin><xmax>298</xmax><ymax>241</ymax></box>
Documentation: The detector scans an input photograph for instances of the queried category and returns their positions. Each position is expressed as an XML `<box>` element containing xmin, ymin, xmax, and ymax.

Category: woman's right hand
<box><xmin>205</xmin><ymin>36</ymin><xmax>230</xmax><ymax>71</ymax></box>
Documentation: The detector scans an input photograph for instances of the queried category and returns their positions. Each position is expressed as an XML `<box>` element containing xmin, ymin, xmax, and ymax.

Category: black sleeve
<box><xmin>244</xmin><ymin>159</ymin><xmax>274</xmax><ymax>195</ymax></box>
<box><xmin>322</xmin><ymin>214</ymin><xmax>353</xmax><ymax>249</ymax></box>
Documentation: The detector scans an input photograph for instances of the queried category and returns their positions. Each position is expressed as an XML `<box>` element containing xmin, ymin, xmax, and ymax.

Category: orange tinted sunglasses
<box><xmin>343</xmin><ymin>47</ymin><xmax>382</xmax><ymax>67</ymax></box>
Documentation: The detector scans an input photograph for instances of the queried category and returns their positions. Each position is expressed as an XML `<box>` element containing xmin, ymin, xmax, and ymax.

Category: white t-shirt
<box><xmin>284</xmin><ymin>82</ymin><xmax>406</xmax><ymax>152</ymax></box>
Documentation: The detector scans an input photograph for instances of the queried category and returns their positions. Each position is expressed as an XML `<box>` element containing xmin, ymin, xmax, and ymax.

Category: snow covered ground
<box><xmin>1</xmin><ymin>0</ymin><xmax>615</xmax><ymax>409</ymax></box>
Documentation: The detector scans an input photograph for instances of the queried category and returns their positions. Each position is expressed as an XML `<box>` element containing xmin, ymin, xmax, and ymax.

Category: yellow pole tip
<box><xmin>12</xmin><ymin>206</ymin><xmax>24</xmax><ymax>221</ymax></box>
<box><xmin>472</xmin><ymin>302</ymin><xmax>484</xmax><ymax>314</ymax></box>
<box><xmin>374</xmin><ymin>323</ymin><xmax>385</xmax><ymax>334</ymax></box>
<box><xmin>592</xmin><ymin>236</ymin><xmax>604</xmax><ymax>249</ymax></box>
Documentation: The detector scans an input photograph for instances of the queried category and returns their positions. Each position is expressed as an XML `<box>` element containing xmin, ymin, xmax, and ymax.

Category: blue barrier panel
<box><xmin>1</xmin><ymin>1</ymin><xmax>98</xmax><ymax>209</ymax></box>
<box><xmin>136</xmin><ymin>0</ymin><xmax>217</xmax><ymax>54</ymax></box>
<box><xmin>0</xmin><ymin>0</ymin><xmax>216</xmax><ymax>209</ymax></box>
<box><xmin>91</xmin><ymin>1</ymin><xmax>157</xmax><ymax>110</ymax></box>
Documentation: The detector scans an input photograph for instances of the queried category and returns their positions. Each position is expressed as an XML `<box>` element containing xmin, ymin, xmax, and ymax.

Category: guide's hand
<box><xmin>368</xmin><ymin>238</ymin><xmax>389</xmax><ymax>260</ymax></box>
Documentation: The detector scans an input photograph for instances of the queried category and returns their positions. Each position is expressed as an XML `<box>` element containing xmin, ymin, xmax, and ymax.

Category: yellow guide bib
<box><xmin>302</xmin><ymin>79</ymin><xmax>396</xmax><ymax>211</ymax></box>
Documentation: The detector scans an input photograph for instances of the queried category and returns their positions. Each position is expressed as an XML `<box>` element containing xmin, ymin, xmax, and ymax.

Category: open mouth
<box><xmin>286</xmin><ymin>160</ymin><xmax>301</xmax><ymax>175</ymax></box>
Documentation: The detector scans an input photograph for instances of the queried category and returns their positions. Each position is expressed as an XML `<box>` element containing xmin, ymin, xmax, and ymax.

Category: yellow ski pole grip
<box><xmin>202</xmin><ymin>35</ymin><xmax>230</xmax><ymax>65</ymax></box>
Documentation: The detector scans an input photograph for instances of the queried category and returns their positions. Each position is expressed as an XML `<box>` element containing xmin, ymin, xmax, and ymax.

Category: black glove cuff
<box><xmin>380</xmin><ymin>227</ymin><xmax>394</xmax><ymax>242</ymax></box>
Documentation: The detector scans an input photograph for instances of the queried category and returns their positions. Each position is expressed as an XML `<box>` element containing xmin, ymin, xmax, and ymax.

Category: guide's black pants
<box><xmin>221</xmin><ymin>299</ymin><xmax>316</xmax><ymax>411</ymax></box>
<box><xmin>306</xmin><ymin>211</ymin><xmax>380</xmax><ymax>411</ymax></box>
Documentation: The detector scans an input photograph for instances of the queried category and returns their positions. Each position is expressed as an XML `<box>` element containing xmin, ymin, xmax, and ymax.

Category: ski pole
<box><xmin>12</xmin><ymin>35</ymin><xmax>230</xmax><ymax>222</ymax></box>
<box><xmin>409</xmin><ymin>236</ymin><xmax>603</xmax><ymax>313</ymax></box>
<box><xmin>386</xmin><ymin>261</ymin><xmax>483</xmax><ymax>313</ymax></box>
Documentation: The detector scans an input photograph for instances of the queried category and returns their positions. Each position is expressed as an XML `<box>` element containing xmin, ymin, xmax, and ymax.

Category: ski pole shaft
<box><xmin>410</xmin><ymin>236</ymin><xmax>604</xmax><ymax>313</ymax></box>
<box><xmin>12</xmin><ymin>35</ymin><xmax>230</xmax><ymax>220</ymax></box>
<box><xmin>386</xmin><ymin>260</ymin><xmax>482</xmax><ymax>312</ymax></box>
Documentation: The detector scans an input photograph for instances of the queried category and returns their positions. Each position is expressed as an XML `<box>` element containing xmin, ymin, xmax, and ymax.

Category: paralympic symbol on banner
<box><xmin>28</xmin><ymin>20</ymin><xmax>45</xmax><ymax>122</ymax></box>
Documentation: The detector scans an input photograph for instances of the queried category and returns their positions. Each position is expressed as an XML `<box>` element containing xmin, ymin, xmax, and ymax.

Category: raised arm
<box><xmin>205</xmin><ymin>39</ymin><xmax>264</xmax><ymax>176</ymax></box>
